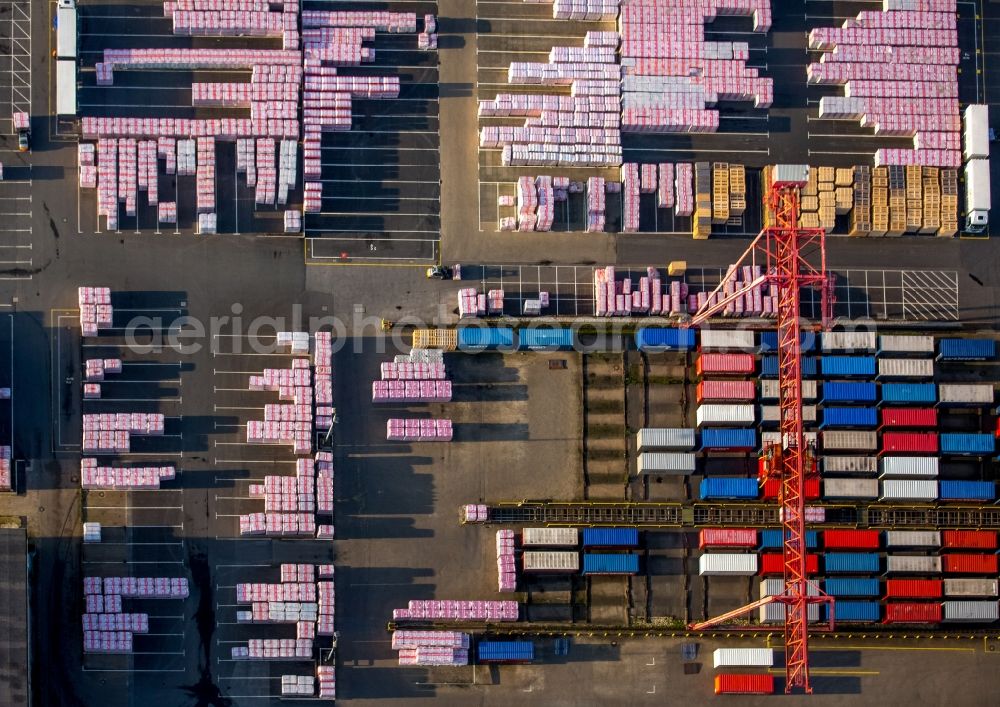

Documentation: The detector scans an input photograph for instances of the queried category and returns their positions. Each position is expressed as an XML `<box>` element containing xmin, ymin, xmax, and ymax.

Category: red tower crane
<box><xmin>684</xmin><ymin>165</ymin><xmax>837</xmax><ymax>694</ymax></box>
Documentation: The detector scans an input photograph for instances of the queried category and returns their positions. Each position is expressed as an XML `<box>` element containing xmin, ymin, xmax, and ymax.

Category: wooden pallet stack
<box><xmin>905</xmin><ymin>165</ymin><xmax>923</xmax><ymax>233</ymax></box>
<box><xmin>920</xmin><ymin>167</ymin><xmax>940</xmax><ymax>235</ymax></box>
<box><xmin>729</xmin><ymin>164</ymin><xmax>746</xmax><ymax>216</ymax></box>
<box><xmin>887</xmin><ymin>165</ymin><xmax>907</xmax><ymax>236</ymax></box>
<box><xmin>817</xmin><ymin>166</ymin><xmax>836</xmax><ymax>230</ymax></box>
<box><xmin>797</xmin><ymin>166</ymin><xmax>819</xmax><ymax>228</ymax></box>
<box><xmin>939</xmin><ymin>168</ymin><xmax>958</xmax><ymax>237</ymax></box>
<box><xmin>712</xmin><ymin>162</ymin><xmax>730</xmax><ymax>224</ymax></box>
<box><xmin>871</xmin><ymin>166</ymin><xmax>889</xmax><ymax>236</ymax></box>
<box><xmin>849</xmin><ymin>165</ymin><xmax>871</xmax><ymax>236</ymax></box>
<box><xmin>693</xmin><ymin>161</ymin><xmax>712</xmax><ymax>239</ymax></box>
<box><xmin>834</xmin><ymin>167</ymin><xmax>853</xmax><ymax>215</ymax></box>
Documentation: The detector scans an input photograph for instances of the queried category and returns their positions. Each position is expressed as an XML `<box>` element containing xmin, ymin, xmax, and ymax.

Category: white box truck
<box><xmin>963</xmin><ymin>105</ymin><xmax>990</xmax><ymax>162</ymax></box>
<box><xmin>964</xmin><ymin>158</ymin><xmax>991</xmax><ymax>233</ymax></box>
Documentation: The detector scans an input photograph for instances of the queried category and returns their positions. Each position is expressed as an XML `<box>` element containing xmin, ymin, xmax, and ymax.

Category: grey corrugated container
<box><xmin>943</xmin><ymin>579</ymin><xmax>999</xmax><ymax>597</ymax></box>
<box><xmin>760</xmin><ymin>603</ymin><xmax>821</xmax><ymax>623</ymax></box>
<box><xmin>760</xmin><ymin>379</ymin><xmax>817</xmax><ymax>400</ymax></box>
<box><xmin>712</xmin><ymin>648</ymin><xmax>774</xmax><ymax>668</ymax></box>
<box><xmin>823</xmin><ymin>478</ymin><xmax>878</xmax><ymax>499</ymax></box>
<box><xmin>877</xmin><ymin>358</ymin><xmax>934</xmax><ymax>379</ymax></box>
<box><xmin>878</xmin><ymin>335</ymin><xmax>935</xmax><ymax>355</ymax></box>
<box><xmin>822</xmin><ymin>331</ymin><xmax>877</xmax><ymax>352</ymax></box>
<box><xmin>880</xmin><ymin>479</ymin><xmax>938</xmax><ymax>501</ymax></box>
<box><xmin>773</xmin><ymin>164</ymin><xmax>810</xmax><ymax>184</ymax></box>
<box><xmin>696</xmin><ymin>404</ymin><xmax>755</xmax><ymax>426</ymax></box>
<box><xmin>885</xmin><ymin>555</ymin><xmax>942</xmax><ymax>574</ymax></box>
<box><xmin>760</xmin><ymin>578</ymin><xmax>820</xmax><ymax>597</ymax></box>
<box><xmin>761</xmin><ymin>405</ymin><xmax>817</xmax><ymax>424</ymax></box>
<box><xmin>942</xmin><ymin>601</ymin><xmax>999</xmax><ymax>622</ymax></box>
<box><xmin>938</xmin><ymin>384</ymin><xmax>994</xmax><ymax>405</ymax></box>
<box><xmin>886</xmin><ymin>531</ymin><xmax>941</xmax><ymax>548</ymax></box>
<box><xmin>879</xmin><ymin>457</ymin><xmax>939</xmax><ymax>479</ymax></box>
<box><xmin>822</xmin><ymin>430</ymin><xmax>878</xmax><ymax>451</ymax></box>
<box><xmin>521</xmin><ymin>551</ymin><xmax>579</xmax><ymax>573</ymax></box>
<box><xmin>522</xmin><ymin>528</ymin><xmax>578</xmax><ymax>547</ymax></box>
<box><xmin>637</xmin><ymin>452</ymin><xmax>696</xmax><ymax>475</ymax></box>
<box><xmin>761</xmin><ymin>431</ymin><xmax>818</xmax><ymax>447</ymax></box>
<box><xmin>699</xmin><ymin>553</ymin><xmax>757</xmax><ymax>576</ymax></box>
<box><xmin>636</xmin><ymin>428</ymin><xmax>695</xmax><ymax>452</ymax></box>
<box><xmin>699</xmin><ymin>330</ymin><xmax>755</xmax><ymax>351</ymax></box>
<box><xmin>823</xmin><ymin>456</ymin><xmax>877</xmax><ymax>474</ymax></box>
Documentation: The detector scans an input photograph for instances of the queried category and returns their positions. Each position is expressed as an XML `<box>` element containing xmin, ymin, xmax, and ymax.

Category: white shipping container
<box><xmin>878</xmin><ymin>335</ymin><xmax>935</xmax><ymax>356</ymax></box>
<box><xmin>822</xmin><ymin>478</ymin><xmax>878</xmax><ymax>499</ymax></box>
<box><xmin>761</xmin><ymin>379</ymin><xmax>817</xmax><ymax>400</ymax></box>
<box><xmin>760</xmin><ymin>602</ymin><xmax>821</xmax><ymax>623</ymax></box>
<box><xmin>879</xmin><ymin>457</ymin><xmax>939</xmax><ymax>479</ymax></box>
<box><xmin>712</xmin><ymin>648</ymin><xmax>774</xmax><ymax>668</ymax></box>
<box><xmin>761</xmin><ymin>405</ymin><xmax>817</xmax><ymax>424</ymax></box>
<box><xmin>637</xmin><ymin>452</ymin><xmax>696</xmax><ymax>475</ymax></box>
<box><xmin>963</xmin><ymin>104</ymin><xmax>990</xmax><ymax>161</ymax></box>
<box><xmin>885</xmin><ymin>555</ymin><xmax>942</xmax><ymax>574</ymax></box>
<box><xmin>521</xmin><ymin>551</ymin><xmax>579</xmax><ymax>573</ymax></box>
<box><xmin>881</xmin><ymin>480</ymin><xmax>938</xmax><ymax>501</ymax></box>
<box><xmin>942</xmin><ymin>600</ymin><xmax>999</xmax><ymax>623</ymax></box>
<box><xmin>822</xmin><ymin>331</ymin><xmax>877</xmax><ymax>352</ymax></box>
<box><xmin>699</xmin><ymin>553</ymin><xmax>757</xmax><ymax>576</ymax></box>
<box><xmin>822</xmin><ymin>430</ymin><xmax>878</xmax><ymax>451</ymax></box>
<box><xmin>943</xmin><ymin>579</ymin><xmax>999</xmax><ymax>598</ymax></box>
<box><xmin>636</xmin><ymin>428</ymin><xmax>695</xmax><ymax>451</ymax></box>
<box><xmin>699</xmin><ymin>330</ymin><xmax>755</xmax><ymax>351</ymax></box>
<box><xmin>760</xmin><ymin>579</ymin><xmax>820</xmax><ymax>598</ymax></box>
<box><xmin>696</xmin><ymin>404</ymin><xmax>755</xmax><ymax>427</ymax></box>
<box><xmin>938</xmin><ymin>384</ymin><xmax>994</xmax><ymax>405</ymax></box>
<box><xmin>877</xmin><ymin>358</ymin><xmax>933</xmax><ymax>379</ymax></box>
<box><xmin>57</xmin><ymin>60</ymin><xmax>77</xmax><ymax>115</ymax></box>
<box><xmin>521</xmin><ymin>528</ymin><xmax>578</xmax><ymax>547</ymax></box>
<box><xmin>822</xmin><ymin>456</ymin><xmax>877</xmax><ymax>474</ymax></box>
<box><xmin>885</xmin><ymin>531</ymin><xmax>941</xmax><ymax>548</ymax></box>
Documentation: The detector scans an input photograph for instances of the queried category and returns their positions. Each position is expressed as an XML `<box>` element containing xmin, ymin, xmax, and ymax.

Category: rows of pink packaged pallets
<box><xmin>379</xmin><ymin>347</ymin><xmax>454</xmax><ymax>433</ymax></box>
<box><xmin>496</xmin><ymin>530</ymin><xmax>517</xmax><ymax>592</ymax></box>
<box><xmin>82</xmin><ymin>413</ymin><xmax>165</xmax><ymax>454</ymax></box>
<box><xmin>78</xmin><ymin>287</ymin><xmax>112</xmax><ymax>337</ymax></box>
<box><xmin>392</xmin><ymin>631</ymin><xmax>471</xmax><ymax>666</ymax></box>
<box><xmin>392</xmin><ymin>600</ymin><xmax>519</xmax><ymax>621</ymax></box>
<box><xmin>82</xmin><ymin>576</ymin><xmax>189</xmax><ymax>653</ymax></box>
<box><xmin>80</xmin><ymin>459</ymin><xmax>176</xmax><ymax>490</ymax></box>
<box><xmin>239</xmin><ymin>454</ymin><xmax>334</xmax><ymax>538</ymax></box>
<box><xmin>457</xmin><ymin>287</ymin><xmax>551</xmax><ymax>316</ymax></box>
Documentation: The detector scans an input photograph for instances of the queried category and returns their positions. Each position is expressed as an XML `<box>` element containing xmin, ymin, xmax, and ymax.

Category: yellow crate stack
<box><xmin>920</xmin><ymin>167</ymin><xmax>940</xmax><ymax>235</ymax></box>
<box><xmin>886</xmin><ymin>165</ymin><xmax>907</xmax><ymax>236</ymax></box>
<box><xmin>871</xmin><ymin>167</ymin><xmax>889</xmax><ymax>236</ymax></box>
<box><xmin>939</xmin><ymin>168</ymin><xmax>958</xmax><ymax>237</ymax></box>
<box><xmin>729</xmin><ymin>165</ymin><xmax>746</xmax><ymax>216</ymax></box>
<box><xmin>712</xmin><ymin>162</ymin><xmax>730</xmax><ymax>224</ymax></box>
<box><xmin>834</xmin><ymin>168</ymin><xmax>853</xmax><ymax>187</ymax></box>
<box><xmin>412</xmin><ymin>329</ymin><xmax>457</xmax><ymax>351</ymax></box>
<box><xmin>693</xmin><ymin>161</ymin><xmax>713</xmax><ymax>239</ymax></box>
<box><xmin>849</xmin><ymin>165</ymin><xmax>871</xmax><ymax>236</ymax></box>
<box><xmin>905</xmin><ymin>165</ymin><xmax>922</xmax><ymax>233</ymax></box>
<box><xmin>817</xmin><ymin>167</ymin><xmax>836</xmax><ymax>230</ymax></box>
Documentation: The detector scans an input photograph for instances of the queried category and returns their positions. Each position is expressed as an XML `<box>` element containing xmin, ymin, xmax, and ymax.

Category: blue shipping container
<box><xmin>581</xmin><ymin>553</ymin><xmax>640</xmax><ymax>575</ymax></box>
<box><xmin>821</xmin><ymin>356</ymin><xmax>877</xmax><ymax>377</ymax></box>
<box><xmin>939</xmin><ymin>433</ymin><xmax>995</xmax><ymax>455</ymax></box>
<box><xmin>517</xmin><ymin>327</ymin><xmax>574</xmax><ymax>351</ymax></box>
<box><xmin>824</xmin><ymin>553</ymin><xmax>880</xmax><ymax>574</ymax></box>
<box><xmin>937</xmin><ymin>338</ymin><xmax>997</xmax><ymax>361</ymax></box>
<box><xmin>759</xmin><ymin>331</ymin><xmax>817</xmax><ymax>353</ymax></box>
<box><xmin>939</xmin><ymin>480</ymin><xmax>996</xmax><ymax>501</ymax></box>
<box><xmin>699</xmin><ymin>477</ymin><xmax>758</xmax><ymax>500</ymax></box>
<box><xmin>760</xmin><ymin>356</ymin><xmax>817</xmax><ymax>378</ymax></box>
<box><xmin>828</xmin><ymin>600</ymin><xmax>881</xmax><ymax>623</ymax></box>
<box><xmin>759</xmin><ymin>529</ymin><xmax>819</xmax><ymax>550</ymax></box>
<box><xmin>823</xmin><ymin>578</ymin><xmax>881</xmax><ymax>597</ymax></box>
<box><xmin>457</xmin><ymin>327</ymin><xmax>514</xmax><ymax>350</ymax></box>
<box><xmin>635</xmin><ymin>328</ymin><xmax>695</xmax><ymax>351</ymax></box>
<box><xmin>581</xmin><ymin>527</ymin><xmax>639</xmax><ymax>548</ymax></box>
<box><xmin>701</xmin><ymin>428</ymin><xmax>757</xmax><ymax>450</ymax></box>
<box><xmin>880</xmin><ymin>383</ymin><xmax>937</xmax><ymax>404</ymax></box>
<box><xmin>820</xmin><ymin>407</ymin><xmax>878</xmax><ymax>429</ymax></box>
<box><xmin>477</xmin><ymin>641</ymin><xmax>535</xmax><ymax>662</ymax></box>
<box><xmin>821</xmin><ymin>382</ymin><xmax>877</xmax><ymax>403</ymax></box>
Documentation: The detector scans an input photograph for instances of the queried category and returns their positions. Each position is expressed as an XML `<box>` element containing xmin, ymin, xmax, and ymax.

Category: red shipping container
<box><xmin>942</xmin><ymin>554</ymin><xmax>998</xmax><ymax>574</ymax></box>
<box><xmin>762</xmin><ymin>478</ymin><xmax>820</xmax><ymax>500</ymax></box>
<box><xmin>696</xmin><ymin>380</ymin><xmax>756</xmax><ymax>402</ymax></box>
<box><xmin>699</xmin><ymin>528</ymin><xmax>757</xmax><ymax>548</ymax></box>
<box><xmin>941</xmin><ymin>530</ymin><xmax>997</xmax><ymax>550</ymax></box>
<box><xmin>885</xmin><ymin>579</ymin><xmax>943</xmax><ymax>599</ymax></box>
<box><xmin>714</xmin><ymin>674</ymin><xmax>775</xmax><ymax>695</ymax></box>
<box><xmin>696</xmin><ymin>353</ymin><xmax>755</xmax><ymax>376</ymax></box>
<box><xmin>760</xmin><ymin>553</ymin><xmax>819</xmax><ymax>575</ymax></box>
<box><xmin>881</xmin><ymin>432</ymin><xmax>938</xmax><ymax>454</ymax></box>
<box><xmin>823</xmin><ymin>529</ymin><xmax>881</xmax><ymax>550</ymax></box>
<box><xmin>880</xmin><ymin>408</ymin><xmax>938</xmax><ymax>428</ymax></box>
<box><xmin>884</xmin><ymin>602</ymin><xmax>943</xmax><ymax>624</ymax></box>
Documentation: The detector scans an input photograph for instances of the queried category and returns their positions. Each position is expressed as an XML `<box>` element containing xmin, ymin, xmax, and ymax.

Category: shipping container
<box><xmin>879</xmin><ymin>456</ymin><xmax>939</xmax><ymax>478</ymax></box>
<box><xmin>637</xmin><ymin>452</ymin><xmax>696</xmax><ymax>475</ymax></box>
<box><xmin>635</xmin><ymin>328</ymin><xmax>695</xmax><ymax>351</ymax></box>
<box><xmin>885</xmin><ymin>531</ymin><xmax>941</xmax><ymax>548</ymax></box>
<box><xmin>943</xmin><ymin>579</ymin><xmax>999</xmax><ymax>597</ymax></box>
<box><xmin>880</xmin><ymin>479</ymin><xmax>938</xmax><ymax>501</ymax></box>
<box><xmin>699</xmin><ymin>528</ymin><xmax>757</xmax><ymax>549</ymax></box>
<box><xmin>824</xmin><ymin>553</ymin><xmax>880</xmax><ymax>574</ymax></box>
<box><xmin>943</xmin><ymin>554</ymin><xmax>998</xmax><ymax>574</ymax></box>
<box><xmin>879</xmin><ymin>408</ymin><xmax>938</xmax><ymax>428</ymax></box>
<box><xmin>581</xmin><ymin>528</ymin><xmax>638</xmax><ymax>548</ymax></box>
<box><xmin>937</xmin><ymin>384</ymin><xmax>994</xmax><ymax>406</ymax></box>
<box><xmin>886</xmin><ymin>555</ymin><xmax>942</xmax><ymax>574</ymax></box>
<box><xmin>821</xmin><ymin>356</ymin><xmax>876</xmax><ymax>377</ymax></box>
<box><xmin>821</xmin><ymin>382</ymin><xmax>877</xmax><ymax>403</ymax></box>
<box><xmin>885</xmin><ymin>579</ymin><xmax>943</xmax><ymax>599</ymax></box>
<box><xmin>942</xmin><ymin>601</ymin><xmax>999</xmax><ymax>622</ymax></box>
<box><xmin>700</xmin><ymin>477</ymin><xmax>758</xmax><ymax>500</ymax></box>
<box><xmin>822</xmin><ymin>478</ymin><xmax>879</xmax><ymax>499</ymax></box>
<box><xmin>696</xmin><ymin>353</ymin><xmax>755</xmax><ymax>376</ymax></box>
<box><xmin>456</xmin><ymin>327</ymin><xmax>514</xmax><ymax>351</ymax></box>
<box><xmin>477</xmin><ymin>641</ymin><xmax>534</xmax><ymax>663</ymax></box>
<box><xmin>700</xmin><ymin>428</ymin><xmax>757</xmax><ymax>451</ymax></box>
<box><xmin>516</xmin><ymin>328</ymin><xmax>574</xmax><ymax>351</ymax></box>
<box><xmin>939</xmin><ymin>481</ymin><xmax>996</xmax><ymax>501</ymax></box>
<box><xmin>700</xmin><ymin>553</ymin><xmax>758</xmax><ymax>576</ymax></box>
<box><xmin>760</xmin><ymin>405</ymin><xmax>817</xmax><ymax>425</ymax></box>
<box><xmin>822</xmin><ymin>430</ymin><xmax>878</xmax><ymax>451</ymax></box>
<box><xmin>881</xmin><ymin>432</ymin><xmax>939</xmax><ymax>454</ymax></box>
<box><xmin>714</xmin><ymin>674</ymin><xmax>774</xmax><ymax>695</ymax></box>
<box><xmin>760</xmin><ymin>355</ymin><xmax>817</xmax><ymax>377</ymax></box>
<box><xmin>761</xmin><ymin>477</ymin><xmax>821</xmax><ymax>501</ymax></box>
<box><xmin>712</xmin><ymin>648</ymin><xmax>774</xmax><ymax>668</ymax></box>
<box><xmin>820</xmin><ymin>407</ymin><xmax>878</xmax><ymax>428</ymax></box>
<box><xmin>581</xmin><ymin>553</ymin><xmax>639</xmax><ymax>575</ymax></box>
<box><xmin>522</xmin><ymin>528</ymin><xmax>578</xmax><ymax>547</ymax></box>
<box><xmin>884</xmin><ymin>602</ymin><xmax>943</xmax><ymax>624</ymax></box>
<box><xmin>697</xmin><ymin>380</ymin><xmax>756</xmax><ymax>402</ymax></box>
<box><xmin>760</xmin><ymin>553</ymin><xmax>819</xmax><ymax>575</ymax></box>
<box><xmin>822</xmin><ymin>456</ymin><xmax>877</xmax><ymax>474</ymax></box>
<box><xmin>939</xmin><ymin>433</ymin><xmax>994</xmax><ymax>455</ymax></box>
<box><xmin>821</xmin><ymin>331</ymin><xmax>877</xmax><ymax>352</ymax></box>
<box><xmin>635</xmin><ymin>428</ymin><xmax>695</xmax><ymax>452</ymax></box>
<box><xmin>881</xmin><ymin>383</ymin><xmax>937</xmax><ymax>405</ymax></box>
<box><xmin>877</xmin><ymin>358</ymin><xmax>934</xmax><ymax>379</ymax></box>
<box><xmin>761</xmin><ymin>379</ymin><xmax>818</xmax><ymax>400</ymax></box>
<box><xmin>759</xmin><ymin>530</ymin><xmax>819</xmax><ymax>550</ymax></box>
<box><xmin>831</xmin><ymin>600</ymin><xmax>881</xmax><ymax>622</ymax></box>
<box><xmin>937</xmin><ymin>338</ymin><xmax>996</xmax><ymax>361</ymax></box>
<box><xmin>760</xmin><ymin>601</ymin><xmax>821</xmax><ymax>622</ymax></box>
<box><xmin>823</xmin><ymin>530</ymin><xmax>881</xmax><ymax>550</ymax></box>
<box><xmin>824</xmin><ymin>578</ymin><xmax>880</xmax><ymax>596</ymax></box>
<box><xmin>878</xmin><ymin>335</ymin><xmax>935</xmax><ymax>356</ymax></box>
<box><xmin>942</xmin><ymin>530</ymin><xmax>997</xmax><ymax>550</ymax></box>
<box><xmin>521</xmin><ymin>551</ymin><xmax>579</xmax><ymax>573</ymax></box>
<box><xmin>964</xmin><ymin>104</ymin><xmax>990</xmax><ymax>161</ymax></box>
<box><xmin>760</xmin><ymin>331</ymin><xmax>817</xmax><ymax>353</ymax></box>
<box><xmin>700</xmin><ymin>330</ymin><xmax>755</xmax><ymax>351</ymax></box>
